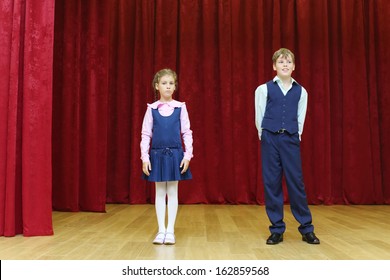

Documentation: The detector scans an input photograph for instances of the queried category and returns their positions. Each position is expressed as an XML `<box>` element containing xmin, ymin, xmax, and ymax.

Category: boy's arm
<box><xmin>297</xmin><ymin>87</ymin><xmax>308</xmax><ymax>140</ymax></box>
<box><xmin>254</xmin><ymin>84</ymin><xmax>267</xmax><ymax>140</ymax></box>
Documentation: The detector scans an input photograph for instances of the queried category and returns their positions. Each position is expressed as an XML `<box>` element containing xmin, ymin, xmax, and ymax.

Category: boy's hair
<box><xmin>152</xmin><ymin>68</ymin><xmax>178</xmax><ymax>94</ymax></box>
<box><xmin>272</xmin><ymin>48</ymin><xmax>295</xmax><ymax>63</ymax></box>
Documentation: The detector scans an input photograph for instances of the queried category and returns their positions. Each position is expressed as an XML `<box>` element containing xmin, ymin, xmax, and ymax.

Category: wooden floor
<box><xmin>1</xmin><ymin>204</ymin><xmax>390</xmax><ymax>260</ymax></box>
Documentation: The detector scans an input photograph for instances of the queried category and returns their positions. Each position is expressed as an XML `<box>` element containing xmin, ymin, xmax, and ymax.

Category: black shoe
<box><xmin>302</xmin><ymin>232</ymin><xmax>320</xmax><ymax>244</ymax></box>
<box><xmin>266</xmin><ymin>233</ymin><xmax>283</xmax><ymax>245</ymax></box>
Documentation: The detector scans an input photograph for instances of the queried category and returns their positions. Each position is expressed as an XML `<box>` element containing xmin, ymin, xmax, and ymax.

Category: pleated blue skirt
<box><xmin>142</xmin><ymin>147</ymin><xmax>192</xmax><ymax>182</ymax></box>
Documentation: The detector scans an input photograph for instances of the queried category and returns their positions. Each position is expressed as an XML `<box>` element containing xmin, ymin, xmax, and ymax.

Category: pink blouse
<box><xmin>140</xmin><ymin>100</ymin><xmax>193</xmax><ymax>162</ymax></box>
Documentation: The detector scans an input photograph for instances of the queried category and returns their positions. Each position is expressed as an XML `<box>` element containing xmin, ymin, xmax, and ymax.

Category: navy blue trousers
<box><xmin>261</xmin><ymin>129</ymin><xmax>314</xmax><ymax>235</ymax></box>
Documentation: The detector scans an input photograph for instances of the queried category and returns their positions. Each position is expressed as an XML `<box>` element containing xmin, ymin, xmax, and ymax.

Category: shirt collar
<box><xmin>148</xmin><ymin>99</ymin><xmax>182</xmax><ymax>109</ymax></box>
<box><xmin>273</xmin><ymin>76</ymin><xmax>298</xmax><ymax>86</ymax></box>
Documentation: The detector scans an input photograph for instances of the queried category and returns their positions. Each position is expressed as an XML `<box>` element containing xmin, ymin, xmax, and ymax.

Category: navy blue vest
<box><xmin>261</xmin><ymin>80</ymin><xmax>302</xmax><ymax>134</ymax></box>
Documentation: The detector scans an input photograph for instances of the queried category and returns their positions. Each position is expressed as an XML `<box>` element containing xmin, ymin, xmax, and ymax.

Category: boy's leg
<box><xmin>279</xmin><ymin>133</ymin><xmax>314</xmax><ymax>234</ymax></box>
<box><xmin>261</xmin><ymin>130</ymin><xmax>285</xmax><ymax>234</ymax></box>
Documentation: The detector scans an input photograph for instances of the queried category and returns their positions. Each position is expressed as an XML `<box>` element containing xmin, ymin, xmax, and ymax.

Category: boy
<box><xmin>254</xmin><ymin>48</ymin><xmax>320</xmax><ymax>245</ymax></box>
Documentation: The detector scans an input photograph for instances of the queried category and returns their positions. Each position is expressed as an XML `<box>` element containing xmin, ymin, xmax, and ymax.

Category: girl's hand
<box><xmin>180</xmin><ymin>159</ymin><xmax>190</xmax><ymax>174</ymax></box>
<box><xmin>142</xmin><ymin>161</ymin><xmax>151</xmax><ymax>176</ymax></box>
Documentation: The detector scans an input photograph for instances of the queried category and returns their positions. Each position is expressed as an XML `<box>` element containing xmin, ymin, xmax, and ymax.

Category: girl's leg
<box><xmin>166</xmin><ymin>181</ymin><xmax>179</xmax><ymax>233</ymax></box>
<box><xmin>155</xmin><ymin>182</ymin><xmax>167</xmax><ymax>233</ymax></box>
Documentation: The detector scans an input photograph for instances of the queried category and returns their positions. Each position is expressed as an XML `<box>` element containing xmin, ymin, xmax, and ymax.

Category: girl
<box><xmin>140</xmin><ymin>69</ymin><xmax>193</xmax><ymax>245</ymax></box>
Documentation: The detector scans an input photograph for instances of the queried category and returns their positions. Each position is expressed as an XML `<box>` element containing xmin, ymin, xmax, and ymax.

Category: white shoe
<box><xmin>164</xmin><ymin>232</ymin><xmax>176</xmax><ymax>245</ymax></box>
<box><xmin>153</xmin><ymin>232</ymin><xmax>165</xmax><ymax>245</ymax></box>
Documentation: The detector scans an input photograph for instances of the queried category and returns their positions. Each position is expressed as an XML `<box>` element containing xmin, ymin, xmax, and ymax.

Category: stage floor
<box><xmin>1</xmin><ymin>204</ymin><xmax>390</xmax><ymax>260</ymax></box>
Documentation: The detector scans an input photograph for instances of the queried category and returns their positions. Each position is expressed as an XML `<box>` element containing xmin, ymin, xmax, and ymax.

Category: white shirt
<box><xmin>254</xmin><ymin>76</ymin><xmax>308</xmax><ymax>140</ymax></box>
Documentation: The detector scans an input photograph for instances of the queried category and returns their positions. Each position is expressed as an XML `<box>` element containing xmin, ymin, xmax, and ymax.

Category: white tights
<box><xmin>155</xmin><ymin>181</ymin><xmax>178</xmax><ymax>234</ymax></box>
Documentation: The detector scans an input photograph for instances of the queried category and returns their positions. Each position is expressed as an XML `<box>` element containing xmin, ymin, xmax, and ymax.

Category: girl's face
<box><xmin>156</xmin><ymin>74</ymin><xmax>176</xmax><ymax>102</ymax></box>
<box><xmin>273</xmin><ymin>55</ymin><xmax>295</xmax><ymax>79</ymax></box>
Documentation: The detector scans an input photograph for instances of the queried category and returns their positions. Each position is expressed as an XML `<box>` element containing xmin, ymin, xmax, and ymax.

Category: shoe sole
<box><xmin>164</xmin><ymin>233</ymin><xmax>175</xmax><ymax>245</ymax></box>
<box><xmin>266</xmin><ymin>238</ymin><xmax>283</xmax><ymax>245</ymax></box>
<box><xmin>302</xmin><ymin>237</ymin><xmax>320</xmax><ymax>244</ymax></box>
<box><xmin>153</xmin><ymin>233</ymin><xmax>166</xmax><ymax>245</ymax></box>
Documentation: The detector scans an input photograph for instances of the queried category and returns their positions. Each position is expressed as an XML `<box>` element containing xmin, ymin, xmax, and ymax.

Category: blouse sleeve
<box><xmin>140</xmin><ymin>106</ymin><xmax>153</xmax><ymax>162</ymax></box>
<box><xmin>180</xmin><ymin>103</ymin><xmax>193</xmax><ymax>160</ymax></box>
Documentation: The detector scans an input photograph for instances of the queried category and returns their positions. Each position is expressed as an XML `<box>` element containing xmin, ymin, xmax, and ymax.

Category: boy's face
<box><xmin>156</xmin><ymin>74</ymin><xmax>176</xmax><ymax>101</ymax></box>
<box><xmin>273</xmin><ymin>55</ymin><xmax>295</xmax><ymax>79</ymax></box>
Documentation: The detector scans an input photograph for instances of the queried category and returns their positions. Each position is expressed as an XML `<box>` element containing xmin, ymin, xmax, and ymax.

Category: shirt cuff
<box><xmin>141</xmin><ymin>156</ymin><xmax>150</xmax><ymax>163</ymax></box>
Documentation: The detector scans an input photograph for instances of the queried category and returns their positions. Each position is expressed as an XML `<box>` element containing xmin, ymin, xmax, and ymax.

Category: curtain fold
<box><xmin>0</xmin><ymin>0</ymin><xmax>54</xmax><ymax>236</ymax></box>
<box><xmin>52</xmin><ymin>0</ymin><xmax>110</xmax><ymax>211</ymax></box>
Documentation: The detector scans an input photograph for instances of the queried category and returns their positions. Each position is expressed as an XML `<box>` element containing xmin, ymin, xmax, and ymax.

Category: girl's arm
<box><xmin>140</xmin><ymin>107</ymin><xmax>153</xmax><ymax>163</ymax></box>
<box><xmin>180</xmin><ymin>103</ymin><xmax>193</xmax><ymax>161</ymax></box>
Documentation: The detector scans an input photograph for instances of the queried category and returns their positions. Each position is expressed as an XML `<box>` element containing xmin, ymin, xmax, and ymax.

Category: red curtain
<box><xmin>51</xmin><ymin>0</ymin><xmax>390</xmax><ymax>212</ymax></box>
<box><xmin>0</xmin><ymin>0</ymin><xmax>54</xmax><ymax>236</ymax></box>
<box><xmin>52</xmin><ymin>0</ymin><xmax>111</xmax><ymax>212</ymax></box>
<box><xmin>2</xmin><ymin>0</ymin><xmax>390</xmax><ymax>236</ymax></box>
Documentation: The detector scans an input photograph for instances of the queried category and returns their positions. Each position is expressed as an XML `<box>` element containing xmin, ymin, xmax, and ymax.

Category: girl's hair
<box><xmin>272</xmin><ymin>48</ymin><xmax>295</xmax><ymax>63</ymax></box>
<box><xmin>152</xmin><ymin>68</ymin><xmax>178</xmax><ymax>100</ymax></box>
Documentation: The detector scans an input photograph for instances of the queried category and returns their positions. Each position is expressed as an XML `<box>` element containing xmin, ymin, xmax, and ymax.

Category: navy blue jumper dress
<box><xmin>143</xmin><ymin>107</ymin><xmax>192</xmax><ymax>182</ymax></box>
